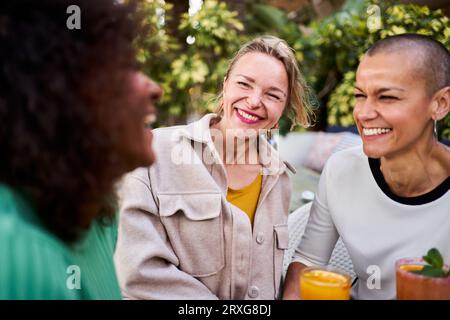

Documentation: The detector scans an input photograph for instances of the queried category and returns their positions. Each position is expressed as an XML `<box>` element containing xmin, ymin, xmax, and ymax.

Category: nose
<box><xmin>139</xmin><ymin>72</ymin><xmax>162</xmax><ymax>104</ymax></box>
<box><xmin>354</xmin><ymin>99</ymin><xmax>378</xmax><ymax>122</ymax></box>
<box><xmin>247</xmin><ymin>90</ymin><xmax>263</xmax><ymax>109</ymax></box>
<box><xmin>148</xmin><ymin>78</ymin><xmax>163</xmax><ymax>104</ymax></box>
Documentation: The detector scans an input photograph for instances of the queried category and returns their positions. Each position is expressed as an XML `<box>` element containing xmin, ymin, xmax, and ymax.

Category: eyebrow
<box><xmin>236</xmin><ymin>74</ymin><xmax>287</xmax><ymax>97</ymax></box>
<box><xmin>354</xmin><ymin>86</ymin><xmax>405</xmax><ymax>94</ymax></box>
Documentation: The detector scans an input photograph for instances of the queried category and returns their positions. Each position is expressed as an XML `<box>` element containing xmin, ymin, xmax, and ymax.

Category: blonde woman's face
<box><xmin>221</xmin><ymin>52</ymin><xmax>288</xmax><ymax>131</ymax></box>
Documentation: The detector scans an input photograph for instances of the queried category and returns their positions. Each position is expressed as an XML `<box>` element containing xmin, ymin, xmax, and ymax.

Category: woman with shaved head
<box><xmin>283</xmin><ymin>34</ymin><xmax>450</xmax><ymax>300</ymax></box>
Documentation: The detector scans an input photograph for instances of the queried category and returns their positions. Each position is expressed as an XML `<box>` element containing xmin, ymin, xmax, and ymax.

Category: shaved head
<box><xmin>366</xmin><ymin>34</ymin><xmax>450</xmax><ymax>95</ymax></box>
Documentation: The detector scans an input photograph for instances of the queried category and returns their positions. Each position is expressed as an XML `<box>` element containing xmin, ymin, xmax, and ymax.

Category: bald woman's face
<box><xmin>352</xmin><ymin>52</ymin><xmax>435</xmax><ymax>159</ymax></box>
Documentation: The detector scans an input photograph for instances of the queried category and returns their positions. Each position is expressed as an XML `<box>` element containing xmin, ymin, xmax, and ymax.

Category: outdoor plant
<box><xmin>314</xmin><ymin>0</ymin><xmax>450</xmax><ymax>140</ymax></box>
<box><xmin>413</xmin><ymin>248</ymin><xmax>450</xmax><ymax>278</ymax></box>
<box><xmin>134</xmin><ymin>0</ymin><xmax>449</xmax><ymax>139</ymax></box>
<box><xmin>136</xmin><ymin>0</ymin><xmax>244</xmax><ymax>125</ymax></box>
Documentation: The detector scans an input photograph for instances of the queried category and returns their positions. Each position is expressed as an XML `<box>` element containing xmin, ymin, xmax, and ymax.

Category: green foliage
<box><xmin>135</xmin><ymin>0</ymin><xmax>450</xmax><ymax>139</ymax></box>
<box><xmin>243</xmin><ymin>3</ymin><xmax>311</xmax><ymax>134</ymax></box>
<box><xmin>136</xmin><ymin>0</ymin><xmax>244</xmax><ymax>125</ymax></box>
<box><xmin>244</xmin><ymin>3</ymin><xmax>303</xmax><ymax>45</ymax></box>
<box><xmin>328</xmin><ymin>71</ymin><xmax>356</xmax><ymax>127</ymax></box>
<box><xmin>441</xmin><ymin>114</ymin><xmax>450</xmax><ymax>141</ymax></box>
<box><xmin>174</xmin><ymin>0</ymin><xmax>244</xmax><ymax>114</ymax></box>
<box><xmin>304</xmin><ymin>0</ymin><xmax>450</xmax><ymax>139</ymax></box>
<box><xmin>412</xmin><ymin>248</ymin><xmax>450</xmax><ymax>278</ymax></box>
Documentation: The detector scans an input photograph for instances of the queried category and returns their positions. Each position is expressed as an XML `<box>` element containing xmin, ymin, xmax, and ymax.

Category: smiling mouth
<box><xmin>143</xmin><ymin>114</ymin><xmax>157</xmax><ymax>128</ymax></box>
<box><xmin>362</xmin><ymin>127</ymin><xmax>392</xmax><ymax>136</ymax></box>
<box><xmin>235</xmin><ymin>108</ymin><xmax>264</xmax><ymax>124</ymax></box>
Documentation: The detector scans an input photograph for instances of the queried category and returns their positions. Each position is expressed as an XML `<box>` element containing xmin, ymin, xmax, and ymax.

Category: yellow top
<box><xmin>226</xmin><ymin>174</ymin><xmax>262</xmax><ymax>226</ymax></box>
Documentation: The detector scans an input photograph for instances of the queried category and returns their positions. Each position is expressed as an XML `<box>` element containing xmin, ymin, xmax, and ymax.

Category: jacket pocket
<box><xmin>158</xmin><ymin>193</ymin><xmax>225</xmax><ymax>277</ymax></box>
<box><xmin>273</xmin><ymin>224</ymin><xmax>289</xmax><ymax>299</ymax></box>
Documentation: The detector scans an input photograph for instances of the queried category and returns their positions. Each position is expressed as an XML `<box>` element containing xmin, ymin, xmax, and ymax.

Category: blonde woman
<box><xmin>114</xmin><ymin>36</ymin><xmax>313</xmax><ymax>300</ymax></box>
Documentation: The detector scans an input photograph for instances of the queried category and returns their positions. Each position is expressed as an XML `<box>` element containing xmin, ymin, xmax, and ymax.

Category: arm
<box><xmin>282</xmin><ymin>162</ymin><xmax>340</xmax><ymax>300</ymax></box>
<box><xmin>282</xmin><ymin>261</ymin><xmax>308</xmax><ymax>300</ymax></box>
<box><xmin>114</xmin><ymin>169</ymin><xmax>218</xmax><ymax>300</ymax></box>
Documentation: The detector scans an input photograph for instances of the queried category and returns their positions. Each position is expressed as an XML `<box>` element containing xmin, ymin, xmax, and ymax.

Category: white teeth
<box><xmin>144</xmin><ymin>114</ymin><xmax>156</xmax><ymax>127</ymax></box>
<box><xmin>363</xmin><ymin>127</ymin><xmax>391</xmax><ymax>136</ymax></box>
<box><xmin>237</xmin><ymin>109</ymin><xmax>259</xmax><ymax>121</ymax></box>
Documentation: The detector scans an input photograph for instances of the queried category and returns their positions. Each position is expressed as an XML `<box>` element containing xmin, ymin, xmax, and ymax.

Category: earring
<box><xmin>434</xmin><ymin>119</ymin><xmax>438</xmax><ymax>137</ymax></box>
<box><xmin>267</xmin><ymin>128</ymin><xmax>272</xmax><ymax>140</ymax></box>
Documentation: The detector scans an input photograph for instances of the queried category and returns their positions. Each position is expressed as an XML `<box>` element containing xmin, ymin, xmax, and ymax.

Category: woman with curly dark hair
<box><xmin>0</xmin><ymin>0</ymin><xmax>162</xmax><ymax>299</ymax></box>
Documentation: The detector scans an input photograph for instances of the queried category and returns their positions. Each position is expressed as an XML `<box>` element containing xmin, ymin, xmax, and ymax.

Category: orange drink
<box><xmin>396</xmin><ymin>258</ymin><xmax>450</xmax><ymax>300</ymax></box>
<box><xmin>300</xmin><ymin>266</ymin><xmax>351</xmax><ymax>300</ymax></box>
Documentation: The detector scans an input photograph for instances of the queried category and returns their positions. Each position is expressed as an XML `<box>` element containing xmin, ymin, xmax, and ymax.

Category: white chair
<box><xmin>283</xmin><ymin>202</ymin><xmax>357</xmax><ymax>281</ymax></box>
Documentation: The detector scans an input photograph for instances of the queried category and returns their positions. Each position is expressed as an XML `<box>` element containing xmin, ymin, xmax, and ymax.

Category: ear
<box><xmin>431</xmin><ymin>86</ymin><xmax>450</xmax><ymax>121</ymax></box>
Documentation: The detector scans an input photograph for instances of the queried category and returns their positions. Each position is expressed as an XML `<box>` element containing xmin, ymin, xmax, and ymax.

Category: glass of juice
<box><xmin>396</xmin><ymin>258</ymin><xmax>450</xmax><ymax>300</ymax></box>
<box><xmin>300</xmin><ymin>266</ymin><xmax>352</xmax><ymax>300</ymax></box>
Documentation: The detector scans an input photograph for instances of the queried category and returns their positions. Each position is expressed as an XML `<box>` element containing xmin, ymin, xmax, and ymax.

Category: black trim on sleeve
<box><xmin>368</xmin><ymin>157</ymin><xmax>450</xmax><ymax>205</ymax></box>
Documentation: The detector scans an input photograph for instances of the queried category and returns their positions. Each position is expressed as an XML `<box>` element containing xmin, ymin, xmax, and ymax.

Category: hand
<box><xmin>282</xmin><ymin>261</ymin><xmax>307</xmax><ymax>300</ymax></box>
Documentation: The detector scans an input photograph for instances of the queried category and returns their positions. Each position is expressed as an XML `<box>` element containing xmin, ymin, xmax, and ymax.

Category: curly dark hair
<box><xmin>0</xmin><ymin>0</ymin><xmax>144</xmax><ymax>242</ymax></box>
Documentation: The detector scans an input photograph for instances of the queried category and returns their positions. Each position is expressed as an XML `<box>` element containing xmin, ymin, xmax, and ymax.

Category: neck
<box><xmin>380</xmin><ymin>138</ymin><xmax>450</xmax><ymax>197</ymax></box>
<box><xmin>210</xmin><ymin>119</ymin><xmax>259</xmax><ymax>165</ymax></box>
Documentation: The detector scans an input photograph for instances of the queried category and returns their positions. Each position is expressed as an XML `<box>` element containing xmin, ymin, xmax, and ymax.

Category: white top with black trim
<box><xmin>292</xmin><ymin>146</ymin><xmax>450</xmax><ymax>300</ymax></box>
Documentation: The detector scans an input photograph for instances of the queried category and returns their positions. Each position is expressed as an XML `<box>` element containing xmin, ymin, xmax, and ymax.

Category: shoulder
<box><xmin>0</xmin><ymin>193</ymin><xmax>80</xmax><ymax>299</ymax></box>
<box><xmin>0</xmin><ymin>185</ymin><xmax>69</xmax><ymax>252</ymax></box>
<box><xmin>325</xmin><ymin>146</ymin><xmax>366</xmax><ymax>171</ymax></box>
<box><xmin>320</xmin><ymin>146</ymin><xmax>371</xmax><ymax>187</ymax></box>
<box><xmin>151</xmin><ymin>124</ymin><xmax>195</xmax><ymax>165</ymax></box>
<box><xmin>152</xmin><ymin>124</ymin><xmax>190</xmax><ymax>145</ymax></box>
<box><xmin>327</xmin><ymin>145</ymin><xmax>365</xmax><ymax>164</ymax></box>
<box><xmin>117</xmin><ymin>167</ymin><xmax>153</xmax><ymax>204</ymax></box>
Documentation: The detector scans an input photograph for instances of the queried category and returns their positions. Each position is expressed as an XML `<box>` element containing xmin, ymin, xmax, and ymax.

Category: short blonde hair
<box><xmin>216</xmin><ymin>35</ymin><xmax>314</xmax><ymax>129</ymax></box>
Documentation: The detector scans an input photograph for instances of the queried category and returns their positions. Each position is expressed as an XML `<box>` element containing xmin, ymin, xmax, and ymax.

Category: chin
<box><xmin>130</xmin><ymin>133</ymin><xmax>156</xmax><ymax>168</ymax></box>
<box><xmin>143</xmin><ymin>154</ymin><xmax>156</xmax><ymax>167</ymax></box>
<box><xmin>362</xmin><ymin>145</ymin><xmax>386</xmax><ymax>159</ymax></box>
<box><xmin>142</xmin><ymin>130</ymin><xmax>155</xmax><ymax>165</ymax></box>
<box><xmin>141</xmin><ymin>142</ymin><xmax>156</xmax><ymax>167</ymax></box>
<box><xmin>132</xmin><ymin>150</ymin><xmax>155</xmax><ymax>169</ymax></box>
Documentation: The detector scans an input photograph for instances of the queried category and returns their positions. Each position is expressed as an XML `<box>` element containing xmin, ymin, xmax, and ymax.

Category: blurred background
<box><xmin>136</xmin><ymin>0</ymin><xmax>450</xmax><ymax>141</ymax></box>
<box><xmin>135</xmin><ymin>0</ymin><xmax>449</xmax><ymax>210</ymax></box>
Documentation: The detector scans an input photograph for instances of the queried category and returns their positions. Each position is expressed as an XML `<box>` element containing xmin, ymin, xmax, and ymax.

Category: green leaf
<box><xmin>423</xmin><ymin>248</ymin><xmax>444</xmax><ymax>269</ymax></box>
<box><xmin>413</xmin><ymin>265</ymin><xmax>446</xmax><ymax>278</ymax></box>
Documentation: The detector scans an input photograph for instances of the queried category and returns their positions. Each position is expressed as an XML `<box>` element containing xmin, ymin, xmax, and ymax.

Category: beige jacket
<box><xmin>114</xmin><ymin>114</ymin><xmax>294</xmax><ymax>300</ymax></box>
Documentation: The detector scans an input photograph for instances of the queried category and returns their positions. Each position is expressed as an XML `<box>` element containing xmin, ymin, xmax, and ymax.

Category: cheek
<box><xmin>268</xmin><ymin>104</ymin><xmax>285</xmax><ymax>122</ymax></box>
<box><xmin>384</xmin><ymin>109</ymin><xmax>411</xmax><ymax>125</ymax></box>
<box><xmin>352</xmin><ymin>104</ymin><xmax>362</xmax><ymax>121</ymax></box>
<box><xmin>221</xmin><ymin>92</ymin><xmax>233</xmax><ymax>111</ymax></box>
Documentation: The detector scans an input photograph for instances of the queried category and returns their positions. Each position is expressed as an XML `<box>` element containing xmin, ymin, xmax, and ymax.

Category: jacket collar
<box><xmin>175</xmin><ymin>113</ymin><xmax>296</xmax><ymax>175</ymax></box>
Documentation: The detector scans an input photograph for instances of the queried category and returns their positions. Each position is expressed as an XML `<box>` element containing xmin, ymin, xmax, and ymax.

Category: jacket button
<box><xmin>248</xmin><ymin>286</ymin><xmax>259</xmax><ymax>298</ymax></box>
<box><xmin>256</xmin><ymin>233</ymin><xmax>264</xmax><ymax>244</ymax></box>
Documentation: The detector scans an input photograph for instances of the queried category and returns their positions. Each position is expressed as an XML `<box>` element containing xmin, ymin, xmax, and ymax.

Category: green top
<box><xmin>0</xmin><ymin>184</ymin><xmax>122</xmax><ymax>300</ymax></box>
